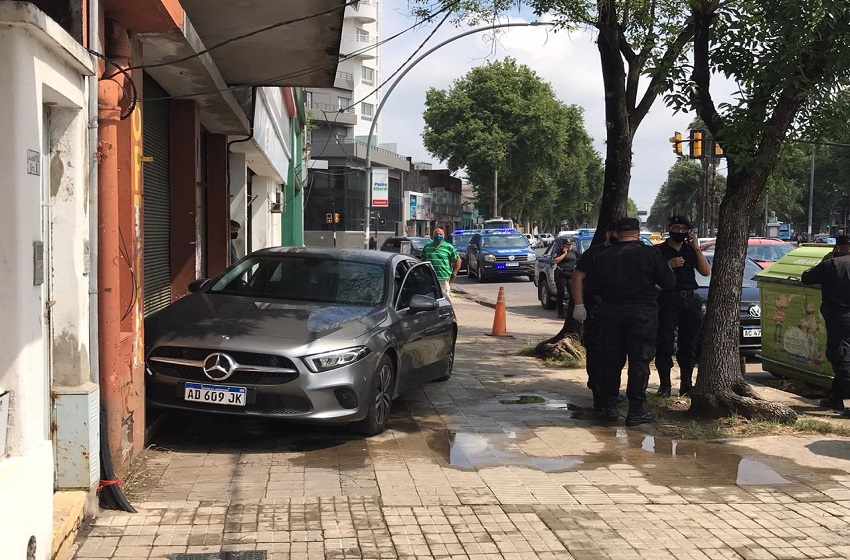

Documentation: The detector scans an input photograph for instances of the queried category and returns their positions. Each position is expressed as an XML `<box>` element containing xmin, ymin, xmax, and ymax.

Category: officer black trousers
<box><xmin>555</xmin><ymin>268</ymin><xmax>569</xmax><ymax>317</ymax></box>
<box><xmin>655</xmin><ymin>291</ymin><xmax>702</xmax><ymax>390</ymax></box>
<box><xmin>596</xmin><ymin>303</ymin><xmax>659</xmax><ymax>409</ymax></box>
<box><xmin>825</xmin><ymin>313</ymin><xmax>850</xmax><ymax>400</ymax></box>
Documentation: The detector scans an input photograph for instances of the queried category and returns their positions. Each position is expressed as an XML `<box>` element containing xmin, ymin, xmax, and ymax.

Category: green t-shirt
<box><xmin>422</xmin><ymin>240</ymin><xmax>459</xmax><ymax>280</ymax></box>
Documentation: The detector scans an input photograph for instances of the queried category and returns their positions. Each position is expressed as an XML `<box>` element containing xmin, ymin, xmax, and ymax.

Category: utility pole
<box><xmin>808</xmin><ymin>144</ymin><xmax>816</xmax><ymax>238</ymax></box>
<box><xmin>493</xmin><ymin>165</ymin><xmax>499</xmax><ymax>218</ymax></box>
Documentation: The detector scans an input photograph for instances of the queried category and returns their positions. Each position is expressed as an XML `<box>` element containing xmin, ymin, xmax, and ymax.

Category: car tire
<box><xmin>478</xmin><ymin>268</ymin><xmax>487</xmax><ymax>283</ymax></box>
<box><xmin>433</xmin><ymin>337</ymin><xmax>455</xmax><ymax>382</ymax></box>
<box><xmin>539</xmin><ymin>279</ymin><xmax>556</xmax><ymax>309</ymax></box>
<box><xmin>353</xmin><ymin>355</ymin><xmax>395</xmax><ymax>436</ymax></box>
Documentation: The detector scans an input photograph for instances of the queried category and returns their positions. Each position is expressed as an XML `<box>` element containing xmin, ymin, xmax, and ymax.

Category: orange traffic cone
<box><xmin>491</xmin><ymin>287</ymin><xmax>508</xmax><ymax>337</ymax></box>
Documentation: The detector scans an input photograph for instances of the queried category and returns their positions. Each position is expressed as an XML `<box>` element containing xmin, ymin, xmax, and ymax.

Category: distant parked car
<box><xmin>380</xmin><ymin>236</ymin><xmax>430</xmax><ymax>259</ymax></box>
<box><xmin>451</xmin><ymin>231</ymin><xmax>475</xmax><ymax>271</ymax></box>
<box><xmin>144</xmin><ymin>248</ymin><xmax>457</xmax><ymax>435</ymax></box>
<box><xmin>700</xmin><ymin>238</ymin><xmax>794</xmax><ymax>268</ymax></box>
<box><xmin>538</xmin><ymin>233</ymin><xmax>555</xmax><ymax>247</ymax></box>
<box><xmin>524</xmin><ymin>234</ymin><xmax>543</xmax><ymax>249</ymax></box>
<box><xmin>467</xmin><ymin>230</ymin><xmax>535</xmax><ymax>282</ymax></box>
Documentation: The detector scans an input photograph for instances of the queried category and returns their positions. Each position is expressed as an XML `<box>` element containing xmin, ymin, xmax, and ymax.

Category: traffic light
<box><xmin>672</xmin><ymin>131</ymin><xmax>684</xmax><ymax>156</ymax></box>
<box><xmin>713</xmin><ymin>141</ymin><xmax>725</xmax><ymax>158</ymax></box>
<box><xmin>334</xmin><ymin>212</ymin><xmax>342</xmax><ymax>224</ymax></box>
<box><xmin>690</xmin><ymin>129</ymin><xmax>704</xmax><ymax>159</ymax></box>
<box><xmin>325</xmin><ymin>213</ymin><xmax>333</xmax><ymax>224</ymax></box>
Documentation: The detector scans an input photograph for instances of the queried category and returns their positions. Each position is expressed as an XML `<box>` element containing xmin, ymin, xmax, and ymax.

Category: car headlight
<box><xmin>527</xmin><ymin>253</ymin><xmax>536</xmax><ymax>261</ymax></box>
<box><xmin>483</xmin><ymin>254</ymin><xmax>497</xmax><ymax>263</ymax></box>
<box><xmin>303</xmin><ymin>346</ymin><xmax>370</xmax><ymax>373</ymax></box>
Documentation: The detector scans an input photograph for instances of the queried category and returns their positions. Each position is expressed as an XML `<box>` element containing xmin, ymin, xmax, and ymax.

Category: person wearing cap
<box><xmin>801</xmin><ymin>235</ymin><xmax>850</xmax><ymax>417</ymax></box>
<box><xmin>553</xmin><ymin>237</ymin><xmax>577</xmax><ymax>318</ymax></box>
<box><xmin>654</xmin><ymin>216</ymin><xmax>711</xmax><ymax>396</ymax></box>
<box><xmin>422</xmin><ymin>227</ymin><xmax>460</xmax><ymax>303</ymax></box>
<box><xmin>580</xmin><ymin>217</ymin><xmax>675</xmax><ymax>425</ymax></box>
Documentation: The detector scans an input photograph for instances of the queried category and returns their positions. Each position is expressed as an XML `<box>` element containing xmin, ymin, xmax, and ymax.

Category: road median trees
<box><xmin>668</xmin><ymin>0</ymin><xmax>850</xmax><ymax>422</ymax></box>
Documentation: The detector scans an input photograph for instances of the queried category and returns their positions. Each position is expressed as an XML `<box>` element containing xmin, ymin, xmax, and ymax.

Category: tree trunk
<box><xmin>593</xmin><ymin>11</ymin><xmax>632</xmax><ymax>244</ymax></box>
<box><xmin>691</xmin><ymin>163</ymin><xmax>797</xmax><ymax>423</ymax></box>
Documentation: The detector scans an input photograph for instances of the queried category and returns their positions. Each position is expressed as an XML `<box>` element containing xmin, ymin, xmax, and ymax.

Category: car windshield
<box><xmin>579</xmin><ymin>238</ymin><xmax>593</xmax><ymax>253</ymax></box>
<box><xmin>453</xmin><ymin>233</ymin><xmax>473</xmax><ymax>249</ymax></box>
<box><xmin>209</xmin><ymin>256</ymin><xmax>386</xmax><ymax>306</ymax></box>
<box><xmin>747</xmin><ymin>243</ymin><xmax>795</xmax><ymax>262</ymax></box>
<box><xmin>696</xmin><ymin>255</ymin><xmax>761</xmax><ymax>288</ymax></box>
<box><xmin>482</xmin><ymin>234</ymin><xmax>529</xmax><ymax>248</ymax></box>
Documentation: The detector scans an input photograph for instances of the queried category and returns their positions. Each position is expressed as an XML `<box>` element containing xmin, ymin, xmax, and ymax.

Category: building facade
<box><xmin>0</xmin><ymin>2</ymin><xmax>342</xmax><ymax>558</ymax></box>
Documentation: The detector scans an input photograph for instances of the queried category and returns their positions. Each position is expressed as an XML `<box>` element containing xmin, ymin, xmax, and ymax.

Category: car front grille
<box><xmin>494</xmin><ymin>255</ymin><xmax>528</xmax><ymax>262</ymax></box>
<box><xmin>148</xmin><ymin>346</ymin><xmax>299</xmax><ymax>385</ymax></box>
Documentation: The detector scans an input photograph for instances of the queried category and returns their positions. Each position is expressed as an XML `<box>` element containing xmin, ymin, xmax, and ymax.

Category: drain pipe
<box><xmin>87</xmin><ymin>2</ymin><xmax>100</xmax><ymax>391</ymax></box>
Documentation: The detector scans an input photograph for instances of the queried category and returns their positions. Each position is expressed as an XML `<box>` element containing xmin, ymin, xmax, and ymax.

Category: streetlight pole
<box><xmin>808</xmin><ymin>144</ymin><xmax>816</xmax><ymax>238</ymax></box>
<box><xmin>493</xmin><ymin>165</ymin><xmax>498</xmax><ymax>218</ymax></box>
<box><xmin>361</xmin><ymin>21</ymin><xmax>554</xmax><ymax>247</ymax></box>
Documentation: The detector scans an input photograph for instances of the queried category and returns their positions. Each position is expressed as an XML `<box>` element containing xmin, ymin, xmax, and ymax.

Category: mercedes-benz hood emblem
<box><xmin>203</xmin><ymin>352</ymin><xmax>237</xmax><ymax>381</ymax></box>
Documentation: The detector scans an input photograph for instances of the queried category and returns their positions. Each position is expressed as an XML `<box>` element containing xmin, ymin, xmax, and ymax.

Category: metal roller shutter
<box><xmin>143</xmin><ymin>77</ymin><xmax>172</xmax><ymax>316</ymax></box>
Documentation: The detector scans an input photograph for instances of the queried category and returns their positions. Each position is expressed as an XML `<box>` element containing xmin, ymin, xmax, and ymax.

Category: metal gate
<box><xmin>143</xmin><ymin>76</ymin><xmax>172</xmax><ymax>316</ymax></box>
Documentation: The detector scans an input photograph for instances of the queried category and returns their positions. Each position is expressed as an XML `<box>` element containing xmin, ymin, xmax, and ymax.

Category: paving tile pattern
<box><xmin>73</xmin><ymin>307</ymin><xmax>850</xmax><ymax>559</ymax></box>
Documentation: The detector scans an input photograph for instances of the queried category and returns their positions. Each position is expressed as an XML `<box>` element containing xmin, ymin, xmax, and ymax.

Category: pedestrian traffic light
<box><xmin>672</xmin><ymin>131</ymin><xmax>684</xmax><ymax>156</ymax></box>
<box><xmin>690</xmin><ymin>130</ymin><xmax>704</xmax><ymax>159</ymax></box>
<box><xmin>334</xmin><ymin>212</ymin><xmax>342</xmax><ymax>224</ymax></box>
<box><xmin>325</xmin><ymin>213</ymin><xmax>333</xmax><ymax>224</ymax></box>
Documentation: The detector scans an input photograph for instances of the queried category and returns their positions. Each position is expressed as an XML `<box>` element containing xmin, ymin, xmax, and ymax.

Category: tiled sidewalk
<box><xmin>71</xmin><ymin>298</ymin><xmax>850</xmax><ymax>559</ymax></box>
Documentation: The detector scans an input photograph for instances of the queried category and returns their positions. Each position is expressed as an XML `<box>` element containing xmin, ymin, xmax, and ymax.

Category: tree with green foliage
<box><xmin>648</xmin><ymin>160</ymin><xmax>726</xmax><ymax>230</ymax></box>
<box><xmin>668</xmin><ymin>0</ymin><xmax>850</xmax><ymax>421</ymax></box>
<box><xmin>418</xmin><ymin>0</ymin><xmax>694</xmax><ymax>242</ymax></box>
<box><xmin>422</xmin><ymin>58</ymin><xmax>601</xmax><ymax>226</ymax></box>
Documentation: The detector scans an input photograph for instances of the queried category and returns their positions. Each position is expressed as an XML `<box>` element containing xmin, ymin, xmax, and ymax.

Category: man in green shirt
<box><xmin>422</xmin><ymin>227</ymin><xmax>460</xmax><ymax>302</ymax></box>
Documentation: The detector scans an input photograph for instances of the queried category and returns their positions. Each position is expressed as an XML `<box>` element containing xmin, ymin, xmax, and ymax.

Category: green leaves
<box><xmin>422</xmin><ymin>58</ymin><xmax>601</xmax><ymax>224</ymax></box>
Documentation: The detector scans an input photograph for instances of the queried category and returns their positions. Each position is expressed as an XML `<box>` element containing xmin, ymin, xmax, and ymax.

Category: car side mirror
<box><xmin>188</xmin><ymin>278</ymin><xmax>209</xmax><ymax>293</ymax></box>
<box><xmin>408</xmin><ymin>294</ymin><xmax>438</xmax><ymax>314</ymax></box>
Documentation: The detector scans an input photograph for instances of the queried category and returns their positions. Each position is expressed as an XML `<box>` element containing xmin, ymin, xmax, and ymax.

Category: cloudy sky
<box><xmin>376</xmin><ymin>1</ymin><xmax>733</xmax><ymax>211</ymax></box>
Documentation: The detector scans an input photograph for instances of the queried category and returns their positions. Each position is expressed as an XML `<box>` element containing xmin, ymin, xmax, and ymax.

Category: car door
<box><xmin>394</xmin><ymin>262</ymin><xmax>451</xmax><ymax>391</ymax></box>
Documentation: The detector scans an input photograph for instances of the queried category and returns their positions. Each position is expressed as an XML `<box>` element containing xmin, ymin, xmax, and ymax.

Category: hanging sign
<box><xmin>371</xmin><ymin>168</ymin><xmax>389</xmax><ymax>208</ymax></box>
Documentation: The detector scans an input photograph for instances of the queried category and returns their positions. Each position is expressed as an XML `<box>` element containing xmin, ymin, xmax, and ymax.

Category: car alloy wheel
<box><xmin>539</xmin><ymin>279</ymin><xmax>555</xmax><ymax>309</ymax></box>
<box><xmin>354</xmin><ymin>355</ymin><xmax>394</xmax><ymax>436</ymax></box>
<box><xmin>433</xmin><ymin>337</ymin><xmax>455</xmax><ymax>382</ymax></box>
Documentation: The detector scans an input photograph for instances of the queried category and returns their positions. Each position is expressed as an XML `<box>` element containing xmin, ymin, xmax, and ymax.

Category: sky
<box><xmin>377</xmin><ymin>1</ymin><xmax>734</xmax><ymax>211</ymax></box>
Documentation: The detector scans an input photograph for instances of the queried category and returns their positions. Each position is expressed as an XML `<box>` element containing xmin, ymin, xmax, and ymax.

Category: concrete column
<box><xmin>229</xmin><ymin>151</ymin><xmax>247</xmax><ymax>262</ymax></box>
<box><xmin>205</xmin><ymin>134</ymin><xmax>229</xmax><ymax>276</ymax></box>
<box><xmin>169</xmin><ymin>100</ymin><xmax>199</xmax><ymax>300</ymax></box>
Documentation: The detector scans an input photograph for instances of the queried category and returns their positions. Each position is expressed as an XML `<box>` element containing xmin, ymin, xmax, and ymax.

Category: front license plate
<box><xmin>506</xmin><ymin>261</ymin><xmax>520</xmax><ymax>267</ymax></box>
<box><xmin>743</xmin><ymin>328</ymin><xmax>762</xmax><ymax>338</ymax></box>
<box><xmin>184</xmin><ymin>383</ymin><xmax>247</xmax><ymax>406</ymax></box>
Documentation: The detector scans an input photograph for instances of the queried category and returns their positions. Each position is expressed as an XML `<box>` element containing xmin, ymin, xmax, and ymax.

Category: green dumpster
<box><xmin>755</xmin><ymin>245</ymin><xmax>835</xmax><ymax>387</ymax></box>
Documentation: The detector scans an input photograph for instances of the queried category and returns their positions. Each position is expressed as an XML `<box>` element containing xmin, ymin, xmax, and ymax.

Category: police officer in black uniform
<box><xmin>654</xmin><ymin>216</ymin><xmax>711</xmax><ymax>396</ymax></box>
<box><xmin>801</xmin><ymin>235</ymin><xmax>850</xmax><ymax>418</ymax></box>
<box><xmin>588</xmin><ymin>217</ymin><xmax>675</xmax><ymax>425</ymax></box>
<box><xmin>553</xmin><ymin>237</ymin><xmax>577</xmax><ymax>318</ymax></box>
<box><xmin>571</xmin><ymin>224</ymin><xmax>617</xmax><ymax>414</ymax></box>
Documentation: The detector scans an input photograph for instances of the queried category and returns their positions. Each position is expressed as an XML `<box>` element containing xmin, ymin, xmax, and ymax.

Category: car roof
<box><xmin>252</xmin><ymin>246</ymin><xmax>400</xmax><ymax>264</ymax></box>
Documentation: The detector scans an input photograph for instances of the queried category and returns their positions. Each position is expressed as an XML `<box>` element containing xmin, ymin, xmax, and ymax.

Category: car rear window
<box><xmin>209</xmin><ymin>256</ymin><xmax>386</xmax><ymax>306</ymax></box>
<box><xmin>697</xmin><ymin>255</ymin><xmax>761</xmax><ymax>288</ymax></box>
<box><xmin>747</xmin><ymin>243</ymin><xmax>795</xmax><ymax>262</ymax></box>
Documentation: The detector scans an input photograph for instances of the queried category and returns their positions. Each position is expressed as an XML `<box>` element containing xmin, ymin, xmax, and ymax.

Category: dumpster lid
<box><xmin>755</xmin><ymin>245</ymin><xmax>833</xmax><ymax>283</ymax></box>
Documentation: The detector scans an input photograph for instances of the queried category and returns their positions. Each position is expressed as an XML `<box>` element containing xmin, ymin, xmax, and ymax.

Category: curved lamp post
<box><xmin>362</xmin><ymin>21</ymin><xmax>555</xmax><ymax>247</ymax></box>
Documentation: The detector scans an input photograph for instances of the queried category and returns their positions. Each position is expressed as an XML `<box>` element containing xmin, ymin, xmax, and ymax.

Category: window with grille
<box><xmin>357</xmin><ymin>28</ymin><xmax>370</xmax><ymax>42</ymax></box>
<box><xmin>362</xmin><ymin>66</ymin><xmax>375</xmax><ymax>84</ymax></box>
<box><xmin>338</xmin><ymin>97</ymin><xmax>352</xmax><ymax>112</ymax></box>
<box><xmin>361</xmin><ymin>102</ymin><xmax>374</xmax><ymax>120</ymax></box>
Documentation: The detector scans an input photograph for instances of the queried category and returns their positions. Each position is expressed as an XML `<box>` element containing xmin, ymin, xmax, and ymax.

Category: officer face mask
<box><xmin>669</xmin><ymin>231</ymin><xmax>688</xmax><ymax>243</ymax></box>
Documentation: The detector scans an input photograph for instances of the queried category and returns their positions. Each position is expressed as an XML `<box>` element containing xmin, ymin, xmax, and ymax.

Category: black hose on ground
<box><xmin>98</xmin><ymin>404</ymin><xmax>136</xmax><ymax>513</ymax></box>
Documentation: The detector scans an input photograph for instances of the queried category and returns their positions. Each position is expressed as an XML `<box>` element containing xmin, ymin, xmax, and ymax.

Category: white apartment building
<box><xmin>307</xmin><ymin>0</ymin><xmax>382</xmax><ymax>143</ymax></box>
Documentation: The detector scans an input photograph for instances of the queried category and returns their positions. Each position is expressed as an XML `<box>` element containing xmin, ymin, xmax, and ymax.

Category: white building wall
<box><xmin>0</xmin><ymin>4</ymin><xmax>96</xmax><ymax>558</ymax></box>
<box><xmin>229</xmin><ymin>151</ymin><xmax>248</xmax><ymax>261</ymax></box>
<box><xmin>250</xmin><ymin>175</ymin><xmax>280</xmax><ymax>251</ymax></box>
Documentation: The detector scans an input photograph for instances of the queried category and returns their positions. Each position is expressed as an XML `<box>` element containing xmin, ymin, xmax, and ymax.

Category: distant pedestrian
<box><xmin>801</xmin><ymin>235</ymin><xmax>850</xmax><ymax>417</ymax></box>
<box><xmin>584</xmin><ymin>217</ymin><xmax>675</xmax><ymax>425</ymax></box>
<box><xmin>654</xmin><ymin>216</ymin><xmax>711</xmax><ymax>397</ymax></box>
<box><xmin>369</xmin><ymin>235</ymin><xmax>378</xmax><ymax>250</ymax></box>
<box><xmin>422</xmin><ymin>227</ymin><xmax>460</xmax><ymax>303</ymax></box>
<box><xmin>229</xmin><ymin>220</ymin><xmax>242</xmax><ymax>265</ymax></box>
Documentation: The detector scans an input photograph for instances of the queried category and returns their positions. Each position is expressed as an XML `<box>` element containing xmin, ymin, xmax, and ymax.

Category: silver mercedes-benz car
<box><xmin>144</xmin><ymin>248</ymin><xmax>456</xmax><ymax>435</ymax></box>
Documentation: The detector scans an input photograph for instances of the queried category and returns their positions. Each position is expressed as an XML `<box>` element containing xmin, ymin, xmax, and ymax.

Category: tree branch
<box><xmin>690</xmin><ymin>7</ymin><xmax>723</xmax><ymax>137</ymax></box>
<box><xmin>630</xmin><ymin>19</ymin><xmax>694</xmax><ymax>130</ymax></box>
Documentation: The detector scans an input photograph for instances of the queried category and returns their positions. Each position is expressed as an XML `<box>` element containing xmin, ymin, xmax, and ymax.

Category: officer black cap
<box><xmin>837</xmin><ymin>235</ymin><xmax>850</xmax><ymax>246</ymax></box>
<box><xmin>668</xmin><ymin>215</ymin><xmax>692</xmax><ymax>228</ymax></box>
<box><xmin>616</xmin><ymin>217</ymin><xmax>641</xmax><ymax>232</ymax></box>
